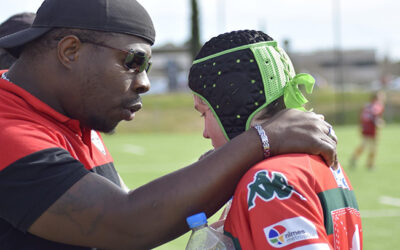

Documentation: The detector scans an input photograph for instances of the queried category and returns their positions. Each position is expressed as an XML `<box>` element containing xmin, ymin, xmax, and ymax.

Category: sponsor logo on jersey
<box><xmin>330</xmin><ymin>166</ymin><xmax>349</xmax><ymax>189</ymax></box>
<box><xmin>264</xmin><ymin>217</ymin><xmax>318</xmax><ymax>248</ymax></box>
<box><xmin>247</xmin><ymin>170</ymin><xmax>306</xmax><ymax>210</ymax></box>
<box><xmin>91</xmin><ymin>130</ymin><xmax>106</xmax><ymax>155</ymax></box>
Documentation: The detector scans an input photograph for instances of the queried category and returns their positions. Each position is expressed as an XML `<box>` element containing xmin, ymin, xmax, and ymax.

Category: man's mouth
<box><xmin>128</xmin><ymin>103</ymin><xmax>142</xmax><ymax>113</ymax></box>
<box><xmin>122</xmin><ymin>102</ymin><xmax>142</xmax><ymax>121</ymax></box>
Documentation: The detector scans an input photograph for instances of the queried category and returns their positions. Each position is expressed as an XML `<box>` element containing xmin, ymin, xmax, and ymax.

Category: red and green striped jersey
<box><xmin>224</xmin><ymin>154</ymin><xmax>362</xmax><ymax>250</ymax></box>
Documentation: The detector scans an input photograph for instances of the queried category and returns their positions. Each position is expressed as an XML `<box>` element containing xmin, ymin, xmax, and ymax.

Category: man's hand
<box><xmin>262</xmin><ymin>109</ymin><xmax>337</xmax><ymax>167</ymax></box>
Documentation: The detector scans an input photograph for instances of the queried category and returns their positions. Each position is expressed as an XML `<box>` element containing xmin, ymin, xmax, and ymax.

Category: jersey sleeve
<box><xmin>224</xmin><ymin>155</ymin><xmax>332</xmax><ymax>250</ymax></box>
<box><xmin>0</xmin><ymin>122</ymin><xmax>90</xmax><ymax>232</ymax></box>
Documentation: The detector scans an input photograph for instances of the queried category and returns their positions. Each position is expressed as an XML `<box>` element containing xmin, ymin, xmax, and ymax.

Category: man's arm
<box><xmin>29</xmin><ymin>109</ymin><xmax>335</xmax><ymax>249</ymax></box>
<box><xmin>29</xmin><ymin>129</ymin><xmax>263</xmax><ymax>249</ymax></box>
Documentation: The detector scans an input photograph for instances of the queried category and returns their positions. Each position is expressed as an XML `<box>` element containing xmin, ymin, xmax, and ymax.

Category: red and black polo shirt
<box><xmin>0</xmin><ymin>71</ymin><xmax>120</xmax><ymax>249</ymax></box>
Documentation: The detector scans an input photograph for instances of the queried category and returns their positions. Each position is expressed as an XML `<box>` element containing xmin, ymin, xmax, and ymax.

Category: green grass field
<box><xmin>103</xmin><ymin>123</ymin><xmax>400</xmax><ymax>250</ymax></box>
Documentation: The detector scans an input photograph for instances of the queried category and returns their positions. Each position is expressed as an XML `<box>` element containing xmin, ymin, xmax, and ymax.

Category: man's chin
<box><xmin>87</xmin><ymin>119</ymin><xmax>119</xmax><ymax>134</ymax></box>
<box><xmin>96</xmin><ymin>125</ymin><xmax>117</xmax><ymax>134</ymax></box>
<box><xmin>104</xmin><ymin>128</ymin><xmax>116</xmax><ymax>135</ymax></box>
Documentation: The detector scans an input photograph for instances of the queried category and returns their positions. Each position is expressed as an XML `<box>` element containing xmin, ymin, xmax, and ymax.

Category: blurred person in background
<box><xmin>0</xmin><ymin>12</ymin><xmax>35</xmax><ymax>69</ymax></box>
<box><xmin>350</xmin><ymin>91</ymin><xmax>386</xmax><ymax>170</ymax></box>
<box><xmin>0</xmin><ymin>0</ymin><xmax>338</xmax><ymax>249</ymax></box>
<box><xmin>189</xmin><ymin>30</ymin><xmax>362</xmax><ymax>250</ymax></box>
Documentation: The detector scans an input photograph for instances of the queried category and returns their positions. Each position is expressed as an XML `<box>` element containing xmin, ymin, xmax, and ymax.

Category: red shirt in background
<box><xmin>360</xmin><ymin>100</ymin><xmax>384</xmax><ymax>138</ymax></box>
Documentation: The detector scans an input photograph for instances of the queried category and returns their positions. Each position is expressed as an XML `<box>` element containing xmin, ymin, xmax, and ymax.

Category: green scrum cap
<box><xmin>188</xmin><ymin>40</ymin><xmax>315</xmax><ymax>141</ymax></box>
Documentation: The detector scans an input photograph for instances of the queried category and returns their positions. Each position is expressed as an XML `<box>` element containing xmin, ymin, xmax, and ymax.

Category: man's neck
<box><xmin>7</xmin><ymin>59</ymin><xmax>67</xmax><ymax>116</ymax></box>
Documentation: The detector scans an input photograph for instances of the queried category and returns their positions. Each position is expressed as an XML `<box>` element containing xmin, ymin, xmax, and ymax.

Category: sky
<box><xmin>1</xmin><ymin>0</ymin><xmax>399</xmax><ymax>61</ymax></box>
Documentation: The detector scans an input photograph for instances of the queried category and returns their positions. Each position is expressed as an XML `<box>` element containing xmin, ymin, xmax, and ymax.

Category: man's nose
<box><xmin>131</xmin><ymin>72</ymin><xmax>150</xmax><ymax>94</ymax></box>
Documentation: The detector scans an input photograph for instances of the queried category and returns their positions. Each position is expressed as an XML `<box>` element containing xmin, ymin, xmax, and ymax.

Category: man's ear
<box><xmin>56</xmin><ymin>35</ymin><xmax>82</xmax><ymax>69</ymax></box>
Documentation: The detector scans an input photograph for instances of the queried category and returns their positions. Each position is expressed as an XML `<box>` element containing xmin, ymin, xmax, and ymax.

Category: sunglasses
<box><xmin>82</xmin><ymin>41</ymin><xmax>152</xmax><ymax>73</ymax></box>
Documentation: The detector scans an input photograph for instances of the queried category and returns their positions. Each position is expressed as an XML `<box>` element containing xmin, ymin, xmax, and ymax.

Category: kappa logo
<box><xmin>247</xmin><ymin>170</ymin><xmax>306</xmax><ymax>210</ymax></box>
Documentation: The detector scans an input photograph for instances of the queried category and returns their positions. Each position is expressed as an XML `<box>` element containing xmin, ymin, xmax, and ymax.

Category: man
<box><xmin>0</xmin><ymin>12</ymin><xmax>35</xmax><ymax>69</ymax></box>
<box><xmin>189</xmin><ymin>30</ymin><xmax>362</xmax><ymax>249</ymax></box>
<box><xmin>350</xmin><ymin>91</ymin><xmax>385</xmax><ymax>170</ymax></box>
<box><xmin>0</xmin><ymin>1</ymin><xmax>336</xmax><ymax>249</ymax></box>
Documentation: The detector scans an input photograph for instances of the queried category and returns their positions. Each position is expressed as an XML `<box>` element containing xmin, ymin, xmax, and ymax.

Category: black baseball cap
<box><xmin>0</xmin><ymin>0</ymin><xmax>155</xmax><ymax>58</ymax></box>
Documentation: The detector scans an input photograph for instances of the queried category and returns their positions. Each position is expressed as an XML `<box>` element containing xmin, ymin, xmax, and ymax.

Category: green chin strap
<box><xmin>283</xmin><ymin>73</ymin><xmax>315</xmax><ymax>111</ymax></box>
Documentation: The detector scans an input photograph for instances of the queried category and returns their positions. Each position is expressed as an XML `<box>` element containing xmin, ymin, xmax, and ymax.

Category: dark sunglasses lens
<box><xmin>124</xmin><ymin>53</ymin><xmax>136</xmax><ymax>69</ymax></box>
<box><xmin>138</xmin><ymin>59</ymin><xmax>152</xmax><ymax>73</ymax></box>
<box><xmin>124</xmin><ymin>51</ymin><xmax>151</xmax><ymax>73</ymax></box>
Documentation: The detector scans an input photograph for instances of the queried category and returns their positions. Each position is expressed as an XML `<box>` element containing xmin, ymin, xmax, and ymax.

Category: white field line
<box><xmin>122</xmin><ymin>144</ymin><xmax>145</xmax><ymax>155</ymax></box>
<box><xmin>361</xmin><ymin>196</ymin><xmax>400</xmax><ymax>218</ymax></box>
<box><xmin>379</xmin><ymin>196</ymin><xmax>400</xmax><ymax>207</ymax></box>
<box><xmin>361</xmin><ymin>209</ymin><xmax>400</xmax><ymax>218</ymax></box>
